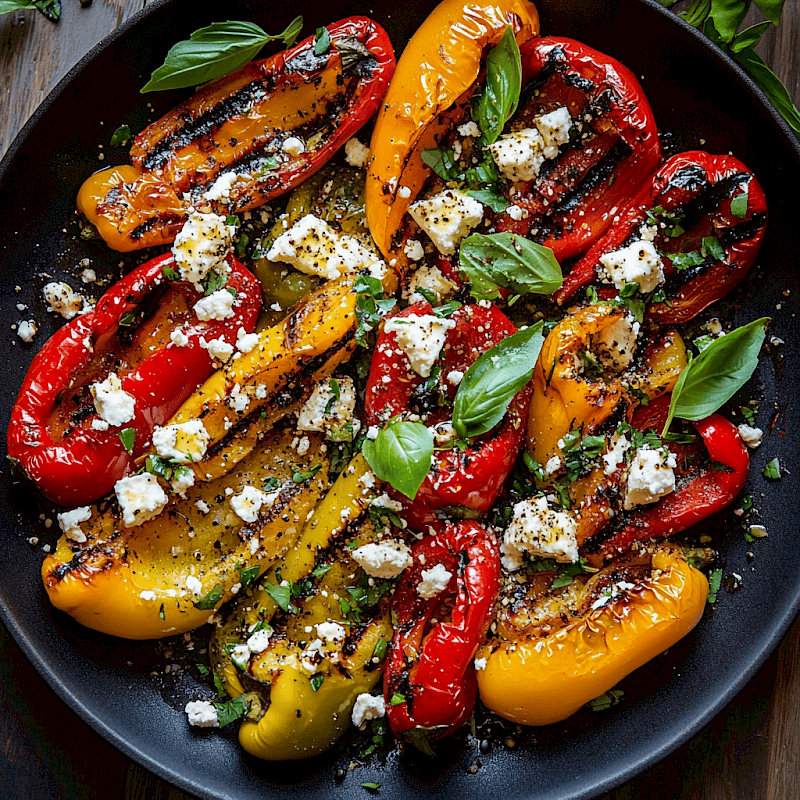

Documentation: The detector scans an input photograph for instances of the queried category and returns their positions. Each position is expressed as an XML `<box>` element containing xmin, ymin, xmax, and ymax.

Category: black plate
<box><xmin>1</xmin><ymin>0</ymin><xmax>798</xmax><ymax>798</ymax></box>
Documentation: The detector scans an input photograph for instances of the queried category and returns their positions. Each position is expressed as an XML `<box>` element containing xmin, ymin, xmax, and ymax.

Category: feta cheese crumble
<box><xmin>16</xmin><ymin>320</ymin><xmax>37</xmax><ymax>342</ymax></box>
<box><xmin>738</xmin><ymin>424</ymin><xmax>763</xmax><ymax>448</ymax></box>
<box><xmin>383</xmin><ymin>314</ymin><xmax>456</xmax><ymax>378</ymax></box>
<box><xmin>417</xmin><ymin>563</ymin><xmax>452</xmax><ymax>599</ymax></box>
<box><xmin>593</xmin><ymin>314</ymin><xmax>640</xmax><ymax>371</ymax></box>
<box><xmin>201</xmin><ymin>336</ymin><xmax>234</xmax><ymax>363</ymax></box>
<box><xmin>315</xmin><ymin>621</ymin><xmax>347</xmax><ymax>643</ymax></box>
<box><xmin>170</xmin><ymin>328</ymin><xmax>190</xmax><ymax>347</ymax></box>
<box><xmin>406</xmin><ymin>263</ymin><xmax>457</xmax><ymax>304</ymax></box>
<box><xmin>408</xmin><ymin>189</ymin><xmax>483</xmax><ymax>255</ymax></box>
<box><xmin>171</xmin><ymin>210</ymin><xmax>235</xmax><ymax>285</ymax></box>
<box><xmin>623</xmin><ymin>447</ymin><xmax>678</xmax><ymax>510</ymax></box>
<box><xmin>487</xmin><ymin>128</ymin><xmax>546</xmax><ymax>182</ymax></box>
<box><xmin>503</xmin><ymin>495</ymin><xmax>579</xmax><ymax>569</ymax></box>
<box><xmin>43</xmin><ymin>281</ymin><xmax>88</xmax><ymax>320</ymax></box>
<box><xmin>352</xmin><ymin>693</ymin><xmax>386</xmax><ymax>729</ymax></box>
<box><xmin>152</xmin><ymin>420</ymin><xmax>210</xmax><ymax>463</ymax></box>
<box><xmin>203</xmin><ymin>172</ymin><xmax>245</xmax><ymax>203</ymax></box>
<box><xmin>236</xmin><ymin>327</ymin><xmax>259</xmax><ymax>353</ymax></box>
<box><xmin>231</xmin><ymin>485</ymin><xmax>277</xmax><ymax>523</ymax></box>
<box><xmin>344</xmin><ymin>137</ymin><xmax>370</xmax><ymax>168</ymax></box>
<box><xmin>193</xmin><ymin>288</ymin><xmax>235</xmax><ymax>321</ymax></box>
<box><xmin>403</xmin><ymin>238</ymin><xmax>425</xmax><ymax>262</ymax></box>
<box><xmin>296</xmin><ymin>376</ymin><xmax>359</xmax><ymax>440</ymax></box>
<box><xmin>114</xmin><ymin>473</ymin><xmax>168</xmax><ymax>527</ymax></box>
<box><xmin>247</xmin><ymin>627</ymin><xmax>273</xmax><ymax>653</ymax></box>
<box><xmin>185</xmin><ymin>700</ymin><xmax>219</xmax><ymax>728</ymax></box>
<box><xmin>474</xmin><ymin>657</ymin><xmax>487</xmax><ymax>671</ymax></box>
<box><xmin>352</xmin><ymin>541</ymin><xmax>412</xmax><ymax>579</ymax></box>
<box><xmin>599</xmin><ymin>237</ymin><xmax>665</xmax><ymax>294</ymax></box>
<box><xmin>90</xmin><ymin>373</ymin><xmax>135</xmax><ymax>427</ymax></box>
<box><xmin>57</xmin><ymin>506</ymin><xmax>92</xmax><ymax>543</ymax></box>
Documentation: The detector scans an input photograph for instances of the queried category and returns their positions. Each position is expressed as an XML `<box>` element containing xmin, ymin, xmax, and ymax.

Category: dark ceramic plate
<box><xmin>1</xmin><ymin>0</ymin><xmax>798</xmax><ymax>798</ymax></box>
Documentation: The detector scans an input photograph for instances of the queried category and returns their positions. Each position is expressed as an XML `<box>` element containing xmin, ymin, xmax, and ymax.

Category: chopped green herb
<box><xmin>110</xmin><ymin>124</ymin><xmax>132</xmax><ymax>147</ymax></box>
<box><xmin>311</xmin><ymin>563</ymin><xmax>333</xmax><ymax>579</ymax></box>
<box><xmin>701</xmin><ymin>236</ymin><xmax>725</xmax><ymax>261</ymax></box>
<box><xmin>354</xmin><ymin>274</ymin><xmax>396</xmax><ymax>347</ymax></box>
<box><xmin>707</xmin><ymin>567</ymin><xmax>723</xmax><ymax>604</ymax></box>
<box><xmin>158</xmin><ymin>603</ymin><xmax>165</xmax><ymax>620</ymax></box>
<box><xmin>118</xmin><ymin>428</ymin><xmax>135</xmax><ymax>454</ymax></box>
<box><xmin>203</xmin><ymin>269</ymin><xmax>228</xmax><ymax>296</ymax></box>
<box><xmin>361</xmin><ymin>784</ymin><xmax>381</xmax><ymax>792</ymax></box>
<box><xmin>264</xmin><ymin>582</ymin><xmax>292</xmax><ymax>612</ymax></box>
<box><xmin>730</xmin><ymin>189</ymin><xmax>749</xmax><ymax>218</ymax></box>
<box><xmin>292</xmin><ymin>463</ymin><xmax>322</xmax><ymax>483</ymax></box>
<box><xmin>310</xmin><ymin>673</ymin><xmax>325</xmax><ymax>691</ymax></box>
<box><xmin>763</xmin><ymin>457</ymin><xmax>781</xmax><ymax>480</ymax></box>
<box><xmin>239</xmin><ymin>565</ymin><xmax>261</xmax><ymax>589</ymax></box>
<box><xmin>371</xmin><ymin>637</ymin><xmax>388</xmax><ymax>661</ymax></box>
<box><xmin>118</xmin><ymin>311</ymin><xmax>136</xmax><ymax>327</ymax></box>
<box><xmin>214</xmin><ymin>695</ymin><xmax>248</xmax><ymax>727</ymax></box>
<box><xmin>213</xmin><ymin>671</ymin><xmax>226</xmax><ymax>698</ymax></box>
<box><xmin>390</xmin><ymin>692</ymin><xmax>406</xmax><ymax>706</ymax></box>
<box><xmin>587</xmin><ymin>688</ymin><xmax>625</xmax><ymax>711</ymax></box>
<box><xmin>162</xmin><ymin>264</ymin><xmax>180</xmax><ymax>281</ymax></box>
<box><xmin>194</xmin><ymin>584</ymin><xmax>223</xmax><ymax>610</ymax></box>
<box><xmin>313</xmin><ymin>26</ymin><xmax>331</xmax><ymax>55</ymax></box>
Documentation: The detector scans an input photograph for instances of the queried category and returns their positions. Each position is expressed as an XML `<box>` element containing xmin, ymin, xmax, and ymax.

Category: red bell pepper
<box><xmin>492</xmin><ymin>36</ymin><xmax>661</xmax><ymax>261</ymax></box>
<box><xmin>7</xmin><ymin>253</ymin><xmax>261</xmax><ymax>506</ymax></box>
<box><xmin>589</xmin><ymin>394</ymin><xmax>749</xmax><ymax>560</ymax></box>
<box><xmin>556</xmin><ymin>151</ymin><xmax>768</xmax><ymax>323</ymax></box>
<box><xmin>365</xmin><ymin>301</ymin><xmax>532</xmax><ymax>532</ymax></box>
<box><xmin>384</xmin><ymin>520</ymin><xmax>500</xmax><ymax>748</ymax></box>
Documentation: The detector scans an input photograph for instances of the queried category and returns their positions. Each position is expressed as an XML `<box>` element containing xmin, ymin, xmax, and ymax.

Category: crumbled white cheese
<box><xmin>398</xmin><ymin>185</ymin><xmax>412</xmax><ymax>199</ymax></box>
<box><xmin>193</xmin><ymin>289</ymin><xmax>235</xmax><ymax>321</ymax></box>
<box><xmin>429</xmin><ymin>420</ymin><xmax>458</xmax><ymax>447</ymax></box>
<box><xmin>366</xmin><ymin>425</ymin><xmax>380</xmax><ymax>440</ymax></box>
<box><xmin>170</xmin><ymin>466</ymin><xmax>195</xmax><ymax>497</ymax></box>
<box><xmin>170</xmin><ymin>328</ymin><xmax>190</xmax><ymax>347</ymax></box>
<box><xmin>43</xmin><ymin>281</ymin><xmax>88</xmax><ymax>320</ymax></box>
<box><xmin>534</xmin><ymin>106</ymin><xmax>573</xmax><ymax>158</ymax></box>
<box><xmin>457</xmin><ymin>121</ymin><xmax>482</xmax><ymax>138</ymax></box>
<box><xmin>246</xmin><ymin>627</ymin><xmax>273</xmax><ymax>653</ymax></box>
<box><xmin>371</xmin><ymin>493</ymin><xmax>403</xmax><ymax>512</ymax></box>
<box><xmin>352</xmin><ymin>693</ymin><xmax>386</xmax><ymax>729</ymax></box>
<box><xmin>544</xmin><ymin>454</ymin><xmax>563</xmax><ymax>477</ymax></box>
<box><xmin>383</xmin><ymin>313</ymin><xmax>456</xmax><ymax>378</ymax></box>
<box><xmin>624</xmin><ymin>447</ymin><xmax>678</xmax><ymax>510</ymax></box>
<box><xmin>195</xmin><ymin>499</ymin><xmax>211</xmax><ymax>514</ymax></box>
<box><xmin>203</xmin><ymin>172</ymin><xmax>245</xmax><ymax>203</ymax></box>
<box><xmin>267</xmin><ymin>214</ymin><xmax>385</xmax><ymax>281</ymax></box>
<box><xmin>296</xmin><ymin>376</ymin><xmax>359</xmax><ymax>440</ymax></box>
<box><xmin>229</xmin><ymin>643</ymin><xmax>251</xmax><ymax>670</ymax></box>
<box><xmin>474</xmin><ymin>657</ymin><xmax>487</xmax><ymax>671</ymax></box>
<box><xmin>230</xmin><ymin>485</ymin><xmax>277</xmax><ymax>523</ymax></box>
<box><xmin>17</xmin><ymin>320</ymin><xmax>37</xmax><ymax>342</ymax></box>
<box><xmin>738</xmin><ymin>424</ymin><xmax>763</xmax><ymax>448</ymax></box>
<box><xmin>603</xmin><ymin>434</ymin><xmax>631</xmax><ymax>476</ymax></box>
<box><xmin>171</xmin><ymin>210</ymin><xmax>235</xmax><ymax>285</ymax></box>
<box><xmin>114</xmin><ymin>473</ymin><xmax>168</xmax><ymax>527</ymax></box>
<box><xmin>344</xmin><ymin>137</ymin><xmax>370</xmax><ymax>168</ymax></box>
<box><xmin>91</xmin><ymin>419</ymin><xmax>109</xmax><ymax>431</ymax></box>
<box><xmin>403</xmin><ymin>238</ymin><xmax>425</xmax><ymax>262</ymax></box>
<box><xmin>228</xmin><ymin>383</ymin><xmax>250</xmax><ymax>413</ymax></box>
<box><xmin>407</xmin><ymin>263</ymin><xmax>457</xmax><ymax>304</ymax></box>
<box><xmin>139</xmin><ymin>590</ymin><xmax>157</xmax><ymax>601</ymax></box>
<box><xmin>593</xmin><ymin>314</ymin><xmax>640</xmax><ymax>371</ymax></box>
<box><xmin>506</xmin><ymin>204</ymin><xmax>526</xmax><ymax>221</ymax></box>
<box><xmin>236</xmin><ymin>327</ymin><xmax>259</xmax><ymax>353</ymax></box>
<box><xmin>186</xmin><ymin>575</ymin><xmax>203</xmax><ymax>595</ymax></box>
<box><xmin>487</xmin><ymin>128</ymin><xmax>546</xmax><ymax>182</ymax></box>
<box><xmin>418</xmin><ymin>563</ymin><xmax>452</xmax><ymax>599</ymax></box>
<box><xmin>57</xmin><ymin>506</ymin><xmax>92</xmax><ymax>543</ymax></box>
<box><xmin>201</xmin><ymin>336</ymin><xmax>234</xmax><ymax>363</ymax></box>
<box><xmin>282</xmin><ymin>136</ymin><xmax>305</xmax><ymax>156</ymax></box>
<box><xmin>408</xmin><ymin>189</ymin><xmax>483</xmax><ymax>256</ymax></box>
<box><xmin>599</xmin><ymin>238</ymin><xmax>665</xmax><ymax>294</ymax></box>
<box><xmin>446</xmin><ymin>369</ymin><xmax>464</xmax><ymax>385</ymax></box>
<box><xmin>80</xmin><ymin>268</ymin><xmax>97</xmax><ymax>284</ymax></box>
<box><xmin>90</xmin><ymin>373</ymin><xmax>135</xmax><ymax>427</ymax></box>
<box><xmin>152</xmin><ymin>420</ymin><xmax>210</xmax><ymax>463</ymax></box>
<box><xmin>315</xmin><ymin>621</ymin><xmax>347</xmax><ymax>643</ymax></box>
<box><xmin>352</xmin><ymin>541</ymin><xmax>412</xmax><ymax>578</ymax></box>
<box><xmin>503</xmin><ymin>495</ymin><xmax>579</xmax><ymax>568</ymax></box>
<box><xmin>591</xmin><ymin>580</ymin><xmax>637</xmax><ymax>611</ymax></box>
<box><xmin>185</xmin><ymin>700</ymin><xmax>219</xmax><ymax>728</ymax></box>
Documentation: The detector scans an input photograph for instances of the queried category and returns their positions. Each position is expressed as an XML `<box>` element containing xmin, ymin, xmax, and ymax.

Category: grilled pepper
<box><xmin>42</xmin><ymin>425</ymin><xmax>328</xmax><ymax>639</ymax></box>
<box><xmin>385</xmin><ymin>521</ymin><xmax>500</xmax><ymax>748</ymax></box>
<box><xmin>365</xmin><ymin>0</ymin><xmax>540</xmax><ymax>264</ymax></box>
<box><xmin>588</xmin><ymin>394</ymin><xmax>749</xmax><ymax>560</ymax></box>
<box><xmin>7</xmin><ymin>252</ymin><xmax>260</xmax><ymax>506</ymax></box>
<box><xmin>476</xmin><ymin>546</ymin><xmax>708</xmax><ymax>725</ymax></box>
<box><xmin>78</xmin><ymin>17</ymin><xmax>395</xmax><ymax>251</ymax></box>
<box><xmin>556</xmin><ymin>151</ymin><xmax>768</xmax><ymax>322</ymax></box>
<box><xmin>365</xmin><ymin>302</ymin><xmax>532</xmax><ymax>531</ymax></box>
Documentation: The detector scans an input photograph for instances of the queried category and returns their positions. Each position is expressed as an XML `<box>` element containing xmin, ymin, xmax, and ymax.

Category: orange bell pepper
<box><xmin>365</xmin><ymin>0</ymin><xmax>540</xmax><ymax>265</ymax></box>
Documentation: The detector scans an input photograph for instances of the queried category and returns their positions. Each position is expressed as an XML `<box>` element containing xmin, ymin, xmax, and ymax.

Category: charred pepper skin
<box><xmin>78</xmin><ymin>17</ymin><xmax>396</xmax><ymax>251</ymax></box>
<box><xmin>385</xmin><ymin>521</ymin><xmax>500</xmax><ymax>744</ymax></box>
<box><xmin>7</xmin><ymin>252</ymin><xmax>260</xmax><ymax>506</ymax></box>
<box><xmin>494</xmin><ymin>36</ymin><xmax>661</xmax><ymax>261</ymax></box>
<box><xmin>364</xmin><ymin>302</ymin><xmax>532</xmax><ymax>531</ymax></box>
<box><xmin>556</xmin><ymin>151</ymin><xmax>768</xmax><ymax>322</ymax></box>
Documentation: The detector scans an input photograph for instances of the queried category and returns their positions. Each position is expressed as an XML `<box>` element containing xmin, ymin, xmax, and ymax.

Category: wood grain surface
<box><xmin>0</xmin><ymin>2</ymin><xmax>798</xmax><ymax>799</ymax></box>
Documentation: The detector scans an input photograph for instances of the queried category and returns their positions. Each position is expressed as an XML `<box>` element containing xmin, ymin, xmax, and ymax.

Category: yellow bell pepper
<box><xmin>476</xmin><ymin>546</ymin><xmax>708</xmax><ymax>725</ymax></box>
<box><xmin>365</xmin><ymin>0</ymin><xmax>540</xmax><ymax>264</ymax></box>
<box><xmin>42</xmin><ymin>427</ymin><xmax>329</xmax><ymax>639</ymax></box>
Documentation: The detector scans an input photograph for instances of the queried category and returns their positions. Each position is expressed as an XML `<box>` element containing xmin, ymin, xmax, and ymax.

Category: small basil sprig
<box><xmin>662</xmin><ymin>317</ymin><xmax>769</xmax><ymax>435</ymax></box>
<box><xmin>362</xmin><ymin>420</ymin><xmax>434</xmax><ymax>500</ymax></box>
<box><xmin>141</xmin><ymin>17</ymin><xmax>304</xmax><ymax>93</ymax></box>
<box><xmin>459</xmin><ymin>233</ymin><xmax>563</xmax><ymax>301</ymax></box>
<box><xmin>453</xmin><ymin>322</ymin><xmax>545</xmax><ymax>440</ymax></box>
<box><xmin>476</xmin><ymin>26</ymin><xmax>522</xmax><ymax>144</ymax></box>
<box><xmin>0</xmin><ymin>1</ymin><xmax>60</xmax><ymax>21</ymax></box>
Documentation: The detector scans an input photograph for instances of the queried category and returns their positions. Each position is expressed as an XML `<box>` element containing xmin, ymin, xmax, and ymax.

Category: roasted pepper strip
<box><xmin>78</xmin><ymin>17</ymin><xmax>395</xmax><ymax>251</ymax></box>
<box><xmin>556</xmin><ymin>151</ymin><xmax>768</xmax><ymax>322</ymax></box>
<box><xmin>492</xmin><ymin>37</ymin><xmax>660</xmax><ymax>260</ymax></box>
<box><xmin>385</xmin><ymin>521</ymin><xmax>500</xmax><ymax>746</ymax></box>
<box><xmin>476</xmin><ymin>546</ymin><xmax>707</xmax><ymax>725</ymax></box>
<box><xmin>365</xmin><ymin>302</ymin><xmax>531</xmax><ymax>531</ymax></box>
<box><xmin>7</xmin><ymin>252</ymin><xmax>260</xmax><ymax>506</ymax></box>
<box><xmin>41</xmin><ymin>426</ymin><xmax>328</xmax><ymax>639</ymax></box>
<box><xmin>592</xmin><ymin>394</ymin><xmax>749</xmax><ymax>559</ymax></box>
<box><xmin>365</xmin><ymin>0</ymin><xmax>540</xmax><ymax>264</ymax></box>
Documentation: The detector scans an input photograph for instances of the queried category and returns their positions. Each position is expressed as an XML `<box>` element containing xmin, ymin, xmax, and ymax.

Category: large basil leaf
<box><xmin>708</xmin><ymin>0</ymin><xmax>749</xmax><ymax>42</ymax></box>
<box><xmin>362</xmin><ymin>421</ymin><xmax>434</xmax><ymax>500</ymax></box>
<box><xmin>453</xmin><ymin>322</ymin><xmax>545</xmax><ymax>440</ymax></box>
<box><xmin>663</xmin><ymin>317</ymin><xmax>769</xmax><ymax>434</ymax></box>
<box><xmin>476</xmin><ymin>27</ymin><xmax>522</xmax><ymax>145</ymax></box>
<box><xmin>459</xmin><ymin>233</ymin><xmax>563</xmax><ymax>301</ymax></box>
<box><xmin>141</xmin><ymin>17</ymin><xmax>304</xmax><ymax>93</ymax></box>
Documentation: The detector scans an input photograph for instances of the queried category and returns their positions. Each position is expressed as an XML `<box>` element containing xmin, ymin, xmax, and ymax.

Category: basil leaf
<box><xmin>31</xmin><ymin>0</ymin><xmax>58</xmax><ymax>19</ymax></box>
<box><xmin>701</xmin><ymin>236</ymin><xmax>725</xmax><ymax>261</ymax></box>
<box><xmin>680</xmin><ymin>0</ymin><xmax>712</xmax><ymax>27</ymax></box>
<box><xmin>763</xmin><ymin>457</ymin><xmax>781</xmax><ymax>480</ymax></box>
<box><xmin>670</xmin><ymin>250</ymin><xmax>705</xmax><ymax>270</ymax></box>
<box><xmin>110</xmin><ymin>124</ymin><xmax>132</xmax><ymax>148</ymax></box>
<box><xmin>239</xmin><ymin>565</ymin><xmax>261</xmax><ymax>589</ymax></box>
<box><xmin>663</xmin><ymin>317</ymin><xmax>769</xmax><ymax>434</ymax></box>
<box><xmin>214</xmin><ymin>695</ymin><xmax>248</xmax><ymax>727</ymax></box>
<box><xmin>162</xmin><ymin>264</ymin><xmax>180</xmax><ymax>281</ymax></box>
<box><xmin>141</xmin><ymin>17</ymin><xmax>304</xmax><ymax>93</ymax></box>
<box><xmin>420</xmin><ymin>148</ymin><xmax>459</xmax><ymax>181</ymax></box>
<box><xmin>453</xmin><ymin>322</ymin><xmax>545</xmax><ymax>440</ymax></box>
<box><xmin>466</xmin><ymin>189</ymin><xmax>509</xmax><ymax>212</ymax></box>
<box><xmin>310</xmin><ymin>673</ymin><xmax>325</xmax><ymax>691</ymax></box>
<box><xmin>313</xmin><ymin>26</ymin><xmax>331</xmax><ymax>56</ymax></box>
<box><xmin>730</xmin><ymin>21</ymin><xmax>772</xmax><ymax>53</ymax></box>
<box><xmin>459</xmin><ymin>233</ymin><xmax>562</xmax><ymax>301</ymax></box>
<box><xmin>753</xmin><ymin>0</ymin><xmax>784</xmax><ymax>25</ymax></box>
<box><xmin>477</xmin><ymin>27</ymin><xmax>522</xmax><ymax>144</ymax></box>
<box><xmin>264</xmin><ymin>582</ymin><xmax>292</xmax><ymax>612</ymax></box>
<box><xmin>390</xmin><ymin>692</ymin><xmax>406</xmax><ymax>706</ymax></box>
<box><xmin>730</xmin><ymin>189</ymin><xmax>749</xmax><ymax>217</ymax></box>
<box><xmin>0</xmin><ymin>1</ymin><xmax>39</xmax><ymax>14</ymax></box>
<box><xmin>708</xmin><ymin>0</ymin><xmax>749</xmax><ymax>43</ymax></box>
<box><xmin>732</xmin><ymin>47</ymin><xmax>800</xmax><ymax>135</ymax></box>
<box><xmin>194</xmin><ymin>584</ymin><xmax>223</xmax><ymax>610</ymax></box>
<box><xmin>362</xmin><ymin>420</ymin><xmax>434</xmax><ymax>500</ymax></box>
<box><xmin>707</xmin><ymin>567</ymin><xmax>723</xmax><ymax>604</ymax></box>
<box><xmin>118</xmin><ymin>428</ymin><xmax>136</xmax><ymax>454</ymax></box>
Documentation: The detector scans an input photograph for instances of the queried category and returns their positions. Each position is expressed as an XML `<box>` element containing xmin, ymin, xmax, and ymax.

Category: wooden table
<box><xmin>1</xmin><ymin>2</ymin><xmax>798</xmax><ymax>798</ymax></box>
